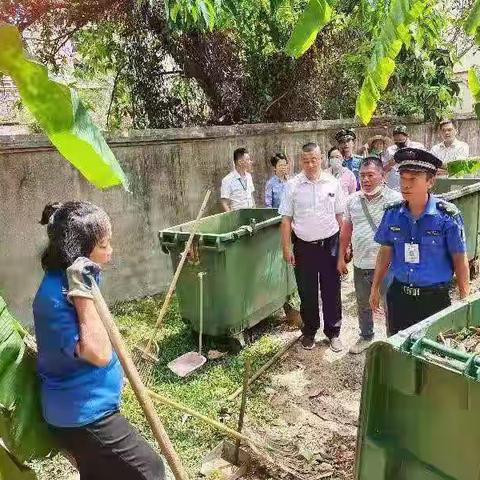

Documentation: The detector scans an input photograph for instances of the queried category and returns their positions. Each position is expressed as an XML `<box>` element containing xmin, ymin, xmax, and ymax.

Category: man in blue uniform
<box><xmin>335</xmin><ymin>128</ymin><xmax>363</xmax><ymax>190</ymax></box>
<box><xmin>370</xmin><ymin>147</ymin><xmax>470</xmax><ymax>336</ymax></box>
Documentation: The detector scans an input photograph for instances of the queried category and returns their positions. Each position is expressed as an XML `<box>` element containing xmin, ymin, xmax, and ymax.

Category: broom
<box><xmin>133</xmin><ymin>190</ymin><xmax>211</xmax><ymax>381</ymax></box>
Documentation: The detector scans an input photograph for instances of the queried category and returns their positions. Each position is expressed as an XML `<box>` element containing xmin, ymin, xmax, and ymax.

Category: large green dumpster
<box><xmin>355</xmin><ymin>293</ymin><xmax>480</xmax><ymax>480</ymax></box>
<box><xmin>433</xmin><ymin>178</ymin><xmax>480</xmax><ymax>262</ymax></box>
<box><xmin>159</xmin><ymin>208</ymin><xmax>295</xmax><ymax>337</ymax></box>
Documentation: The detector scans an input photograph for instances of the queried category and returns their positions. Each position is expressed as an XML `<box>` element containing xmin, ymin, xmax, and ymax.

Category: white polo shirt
<box><xmin>430</xmin><ymin>139</ymin><xmax>469</xmax><ymax>164</ymax></box>
<box><xmin>221</xmin><ymin>170</ymin><xmax>255</xmax><ymax>210</ymax></box>
<box><xmin>279</xmin><ymin>171</ymin><xmax>346</xmax><ymax>242</ymax></box>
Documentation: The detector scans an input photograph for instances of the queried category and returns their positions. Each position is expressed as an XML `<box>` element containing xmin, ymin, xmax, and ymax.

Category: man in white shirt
<box><xmin>430</xmin><ymin>119</ymin><xmax>469</xmax><ymax>172</ymax></box>
<box><xmin>220</xmin><ymin>148</ymin><xmax>255</xmax><ymax>211</ymax></box>
<box><xmin>338</xmin><ymin>157</ymin><xmax>401</xmax><ymax>354</ymax></box>
<box><xmin>279</xmin><ymin>142</ymin><xmax>346</xmax><ymax>352</ymax></box>
<box><xmin>383</xmin><ymin>125</ymin><xmax>425</xmax><ymax>191</ymax></box>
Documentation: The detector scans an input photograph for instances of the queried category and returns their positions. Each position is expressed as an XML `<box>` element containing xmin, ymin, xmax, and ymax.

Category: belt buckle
<box><xmin>404</xmin><ymin>285</ymin><xmax>420</xmax><ymax>296</ymax></box>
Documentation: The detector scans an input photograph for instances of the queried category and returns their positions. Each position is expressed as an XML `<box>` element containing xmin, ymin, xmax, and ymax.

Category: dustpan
<box><xmin>168</xmin><ymin>272</ymin><xmax>207</xmax><ymax>377</ymax></box>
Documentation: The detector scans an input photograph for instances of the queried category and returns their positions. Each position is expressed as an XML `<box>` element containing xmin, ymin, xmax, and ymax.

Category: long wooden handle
<box><xmin>91</xmin><ymin>282</ymin><xmax>189</xmax><ymax>480</ymax></box>
<box><xmin>144</xmin><ymin>190</ymin><xmax>211</xmax><ymax>353</ymax></box>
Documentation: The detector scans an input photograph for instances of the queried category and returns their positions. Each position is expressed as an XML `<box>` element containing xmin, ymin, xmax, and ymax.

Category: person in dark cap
<box><xmin>369</xmin><ymin>148</ymin><xmax>470</xmax><ymax>336</ymax></box>
<box><xmin>335</xmin><ymin>129</ymin><xmax>363</xmax><ymax>189</ymax></box>
<box><xmin>383</xmin><ymin>125</ymin><xmax>425</xmax><ymax>191</ymax></box>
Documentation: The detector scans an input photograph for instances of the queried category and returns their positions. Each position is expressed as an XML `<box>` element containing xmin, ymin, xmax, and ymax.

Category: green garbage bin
<box><xmin>356</xmin><ymin>293</ymin><xmax>480</xmax><ymax>480</ymax></box>
<box><xmin>159</xmin><ymin>208</ymin><xmax>296</xmax><ymax>337</ymax></box>
<box><xmin>434</xmin><ymin>178</ymin><xmax>480</xmax><ymax>262</ymax></box>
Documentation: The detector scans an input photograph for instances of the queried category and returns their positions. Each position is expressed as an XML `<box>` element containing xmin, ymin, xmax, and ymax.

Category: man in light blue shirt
<box><xmin>265</xmin><ymin>153</ymin><xmax>289</xmax><ymax>209</ymax></box>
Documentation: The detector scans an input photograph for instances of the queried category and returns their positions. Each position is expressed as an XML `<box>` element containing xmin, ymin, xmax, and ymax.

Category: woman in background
<box><xmin>327</xmin><ymin>147</ymin><xmax>357</xmax><ymax>196</ymax></box>
<box><xmin>265</xmin><ymin>153</ymin><xmax>289</xmax><ymax>208</ymax></box>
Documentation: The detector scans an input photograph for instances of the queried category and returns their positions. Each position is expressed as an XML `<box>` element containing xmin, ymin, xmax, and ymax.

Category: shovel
<box><xmin>168</xmin><ymin>271</ymin><xmax>207</xmax><ymax>377</ymax></box>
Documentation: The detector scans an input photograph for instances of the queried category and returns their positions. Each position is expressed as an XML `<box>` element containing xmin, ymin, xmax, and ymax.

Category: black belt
<box><xmin>393</xmin><ymin>279</ymin><xmax>450</xmax><ymax>297</ymax></box>
<box><xmin>295</xmin><ymin>232</ymin><xmax>338</xmax><ymax>247</ymax></box>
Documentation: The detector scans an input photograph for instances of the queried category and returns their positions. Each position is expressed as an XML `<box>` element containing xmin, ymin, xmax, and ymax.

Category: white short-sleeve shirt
<box><xmin>220</xmin><ymin>170</ymin><xmax>255</xmax><ymax>210</ymax></box>
<box><xmin>430</xmin><ymin>139</ymin><xmax>469</xmax><ymax>164</ymax></box>
<box><xmin>279</xmin><ymin>171</ymin><xmax>345</xmax><ymax>242</ymax></box>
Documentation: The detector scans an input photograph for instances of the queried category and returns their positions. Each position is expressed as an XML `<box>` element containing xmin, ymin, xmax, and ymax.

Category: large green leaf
<box><xmin>0</xmin><ymin>297</ymin><xmax>58</xmax><ymax>465</ymax></box>
<box><xmin>447</xmin><ymin>157</ymin><xmax>480</xmax><ymax>177</ymax></box>
<box><xmin>467</xmin><ymin>61</ymin><xmax>480</xmax><ymax>122</ymax></box>
<box><xmin>355</xmin><ymin>0</ymin><xmax>424</xmax><ymax>125</ymax></box>
<box><xmin>464</xmin><ymin>0</ymin><xmax>480</xmax><ymax>36</ymax></box>
<box><xmin>285</xmin><ymin>0</ymin><xmax>332</xmax><ymax>58</ymax></box>
<box><xmin>0</xmin><ymin>23</ymin><xmax>128</xmax><ymax>191</ymax></box>
<box><xmin>0</xmin><ymin>445</ymin><xmax>37</xmax><ymax>480</ymax></box>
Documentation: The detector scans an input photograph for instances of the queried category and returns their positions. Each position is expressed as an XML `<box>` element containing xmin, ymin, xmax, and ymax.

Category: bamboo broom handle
<box><xmin>144</xmin><ymin>189</ymin><xmax>211</xmax><ymax>353</ymax></box>
<box><xmin>91</xmin><ymin>282</ymin><xmax>189</xmax><ymax>480</ymax></box>
<box><xmin>227</xmin><ymin>334</ymin><xmax>301</xmax><ymax>401</ymax></box>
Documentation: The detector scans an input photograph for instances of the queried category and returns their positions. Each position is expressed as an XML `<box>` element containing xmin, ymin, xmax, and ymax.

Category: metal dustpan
<box><xmin>168</xmin><ymin>272</ymin><xmax>207</xmax><ymax>377</ymax></box>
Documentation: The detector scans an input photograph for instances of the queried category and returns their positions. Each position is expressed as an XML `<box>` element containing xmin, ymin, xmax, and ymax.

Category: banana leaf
<box><xmin>447</xmin><ymin>157</ymin><xmax>480</xmax><ymax>177</ymax></box>
<box><xmin>467</xmin><ymin>66</ymin><xmax>480</xmax><ymax>119</ymax></box>
<box><xmin>285</xmin><ymin>0</ymin><xmax>332</xmax><ymax>58</ymax></box>
<box><xmin>464</xmin><ymin>0</ymin><xmax>480</xmax><ymax>36</ymax></box>
<box><xmin>355</xmin><ymin>0</ymin><xmax>424</xmax><ymax>125</ymax></box>
<box><xmin>0</xmin><ymin>445</ymin><xmax>37</xmax><ymax>480</ymax></box>
<box><xmin>0</xmin><ymin>296</ymin><xmax>58</xmax><ymax>467</ymax></box>
<box><xmin>0</xmin><ymin>23</ymin><xmax>128</xmax><ymax>191</ymax></box>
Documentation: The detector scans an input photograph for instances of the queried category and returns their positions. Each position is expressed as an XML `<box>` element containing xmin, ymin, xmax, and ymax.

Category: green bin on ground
<box><xmin>434</xmin><ymin>178</ymin><xmax>480</xmax><ymax>262</ymax></box>
<box><xmin>159</xmin><ymin>208</ymin><xmax>295</xmax><ymax>337</ymax></box>
<box><xmin>356</xmin><ymin>293</ymin><xmax>480</xmax><ymax>479</ymax></box>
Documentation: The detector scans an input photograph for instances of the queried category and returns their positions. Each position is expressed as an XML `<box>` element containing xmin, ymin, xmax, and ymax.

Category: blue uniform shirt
<box><xmin>374</xmin><ymin>195</ymin><xmax>466</xmax><ymax>287</ymax></box>
<box><xmin>342</xmin><ymin>154</ymin><xmax>363</xmax><ymax>190</ymax></box>
<box><xmin>33</xmin><ymin>270</ymin><xmax>123</xmax><ymax>427</ymax></box>
<box><xmin>265</xmin><ymin>175</ymin><xmax>287</xmax><ymax>209</ymax></box>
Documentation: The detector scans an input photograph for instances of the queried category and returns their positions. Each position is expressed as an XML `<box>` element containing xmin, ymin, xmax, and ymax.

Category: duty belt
<box><xmin>394</xmin><ymin>280</ymin><xmax>450</xmax><ymax>297</ymax></box>
<box><xmin>402</xmin><ymin>285</ymin><xmax>420</xmax><ymax>297</ymax></box>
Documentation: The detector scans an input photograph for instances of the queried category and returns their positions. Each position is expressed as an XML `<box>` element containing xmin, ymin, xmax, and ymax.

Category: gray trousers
<box><xmin>353</xmin><ymin>266</ymin><xmax>389</xmax><ymax>339</ymax></box>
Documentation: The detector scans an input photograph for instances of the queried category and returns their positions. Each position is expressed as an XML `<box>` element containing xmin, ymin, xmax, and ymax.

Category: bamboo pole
<box><xmin>91</xmin><ymin>282</ymin><xmax>189</xmax><ymax>480</ymax></box>
<box><xmin>234</xmin><ymin>358</ymin><xmax>251</xmax><ymax>464</ymax></box>
<box><xmin>227</xmin><ymin>334</ymin><xmax>301</xmax><ymax>402</ymax></box>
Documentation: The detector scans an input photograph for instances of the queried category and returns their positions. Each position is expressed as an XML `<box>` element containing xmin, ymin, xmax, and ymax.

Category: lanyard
<box><xmin>238</xmin><ymin>177</ymin><xmax>247</xmax><ymax>191</ymax></box>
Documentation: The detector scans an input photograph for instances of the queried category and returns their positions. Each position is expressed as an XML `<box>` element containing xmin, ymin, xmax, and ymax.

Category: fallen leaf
<box><xmin>208</xmin><ymin>350</ymin><xmax>227</xmax><ymax>360</ymax></box>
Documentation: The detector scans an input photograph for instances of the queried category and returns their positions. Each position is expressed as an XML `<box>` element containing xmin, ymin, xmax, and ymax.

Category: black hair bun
<box><xmin>39</xmin><ymin>202</ymin><xmax>63</xmax><ymax>225</ymax></box>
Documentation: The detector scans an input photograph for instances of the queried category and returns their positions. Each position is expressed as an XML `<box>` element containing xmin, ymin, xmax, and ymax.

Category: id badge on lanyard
<box><xmin>405</xmin><ymin>243</ymin><xmax>420</xmax><ymax>264</ymax></box>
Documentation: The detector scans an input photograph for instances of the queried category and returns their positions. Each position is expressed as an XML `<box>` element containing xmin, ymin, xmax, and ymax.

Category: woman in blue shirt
<box><xmin>265</xmin><ymin>153</ymin><xmax>289</xmax><ymax>209</ymax></box>
<box><xmin>33</xmin><ymin>201</ymin><xmax>164</xmax><ymax>480</ymax></box>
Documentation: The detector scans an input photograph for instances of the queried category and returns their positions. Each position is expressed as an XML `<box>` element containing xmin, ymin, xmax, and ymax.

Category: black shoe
<box><xmin>301</xmin><ymin>335</ymin><xmax>315</xmax><ymax>350</ymax></box>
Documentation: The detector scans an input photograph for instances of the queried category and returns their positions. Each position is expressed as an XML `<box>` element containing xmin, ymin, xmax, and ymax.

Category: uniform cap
<box><xmin>393</xmin><ymin>125</ymin><xmax>408</xmax><ymax>135</ymax></box>
<box><xmin>335</xmin><ymin>128</ymin><xmax>356</xmax><ymax>143</ymax></box>
<box><xmin>394</xmin><ymin>147</ymin><xmax>442</xmax><ymax>173</ymax></box>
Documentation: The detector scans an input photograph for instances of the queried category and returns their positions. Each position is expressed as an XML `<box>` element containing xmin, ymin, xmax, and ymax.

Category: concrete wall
<box><xmin>1</xmin><ymin>115</ymin><xmax>479</xmax><ymax>324</ymax></box>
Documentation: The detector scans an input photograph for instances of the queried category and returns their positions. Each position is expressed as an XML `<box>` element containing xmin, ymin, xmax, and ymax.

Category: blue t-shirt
<box><xmin>33</xmin><ymin>270</ymin><xmax>123</xmax><ymax>427</ymax></box>
<box><xmin>374</xmin><ymin>195</ymin><xmax>466</xmax><ymax>287</ymax></box>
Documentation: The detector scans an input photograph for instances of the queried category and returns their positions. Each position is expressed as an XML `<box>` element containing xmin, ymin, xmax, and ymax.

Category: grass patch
<box><xmin>113</xmin><ymin>294</ymin><xmax>283</xmax><ymax>476</ymax></box>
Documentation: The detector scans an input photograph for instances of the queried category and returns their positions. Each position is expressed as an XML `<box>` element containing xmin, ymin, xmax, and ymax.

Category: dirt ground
<box><xmin>236</xmin><ymin>272</ymin><xmax>386</xmax><ymax>480</ymax></box>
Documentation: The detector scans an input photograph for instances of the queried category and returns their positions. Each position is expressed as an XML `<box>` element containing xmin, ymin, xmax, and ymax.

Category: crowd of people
<box><xmin>220</xmin><ymin>120</ymin><xmax>471</xmax><ymax>353</ymax></box>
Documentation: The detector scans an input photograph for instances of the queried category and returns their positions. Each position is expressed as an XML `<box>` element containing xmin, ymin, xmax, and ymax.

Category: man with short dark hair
<box><xmin>279</xmin><ymin>142</ymin><xmax>346</xmax><ymax>351</ymax></box>
<box><xmin>338</xmin><ymin>157</ymin><xmax>401</xmax><ymax>353</ymax></box>
<box><xmin>430</xmin><ymin>119</ymin><xmax>469</xmax><ymax>170</ymax></box>
<box><xmin>335</xmin><ymin>129</ymin><xmax>363</xmax><ymax>189</ymax></box>
<box><xmin>383</xmin><ymin>125</ymin><xmax>425</xmax><ymax>191</ymax></box>
<box><xmin>220</xmin><ymin>147</ymin><xmax>255</xmax><ymax>211</ymax></box>
<box><xmin>370</xmin><ymin>148</ymin><xmax>470</xmax><ymax>336</ymax></box>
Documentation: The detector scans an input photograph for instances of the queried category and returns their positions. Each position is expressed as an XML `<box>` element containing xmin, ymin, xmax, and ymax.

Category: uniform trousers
<box><xmin>386</xmin><ymin>279</ymin><xmax>451</xmax><ymax>336</ymax></box>
<box><xmin>293</xmin><ymin>232</ymin><xmax>342</xmax><ymax>339</ymax></box>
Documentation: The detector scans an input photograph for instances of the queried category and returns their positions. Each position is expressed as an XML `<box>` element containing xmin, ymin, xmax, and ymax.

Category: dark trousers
<box><xmin>51</xmin><ymin>412</ymin><xmax>165</xmax><ymax>480</ymax></box>
<box><xmin>386</xmin><ymin>279</ymin><xmax>451</xmax><ymax>336</ymax></box>
<box><xmin>293</xmin><ymin>233</ymin><xmax>342</xmax><ymax>339</ymax></box>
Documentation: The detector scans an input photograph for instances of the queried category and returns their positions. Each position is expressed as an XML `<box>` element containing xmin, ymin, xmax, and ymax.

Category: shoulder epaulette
<box><xmin>437</xmin><ymin>201</ymin><xmax>460</xmax><ymax>216</ymax></box>
<box><xmin>384</xmin><ymin>200</ymin><xmax>403</xmax><ymax>211</ymax></box>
